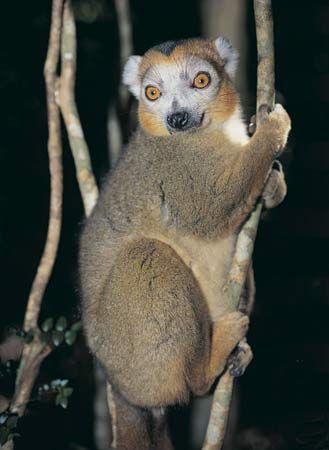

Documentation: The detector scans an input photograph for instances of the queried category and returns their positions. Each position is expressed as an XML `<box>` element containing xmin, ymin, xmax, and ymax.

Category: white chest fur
<box><xmin>222</xmin><ymin>107</ymin><xmax>249</xmax><ymax>146</ymax></box>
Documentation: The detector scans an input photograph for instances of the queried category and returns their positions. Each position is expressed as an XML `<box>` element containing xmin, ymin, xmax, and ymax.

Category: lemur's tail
<box><xmin>110</xmin><ymin>389</ymin><xmax>174</xmax><ymax>450</ymax></box>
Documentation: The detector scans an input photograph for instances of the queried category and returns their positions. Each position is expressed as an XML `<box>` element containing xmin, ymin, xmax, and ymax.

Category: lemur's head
<box><xmin>123</xmin><ymin>37</ymin><xmax>239</xmax><ymax>136</ymax></box>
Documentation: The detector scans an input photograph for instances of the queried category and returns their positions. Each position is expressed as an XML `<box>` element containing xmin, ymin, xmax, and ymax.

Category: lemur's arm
<box><xmin>220</xmin><ymin>104</ymin><xmax>290</xmax><ymax>228</ymax></box>
<box><xmin>241</xmin><ymin>104</ymin><xmax>290</xmax><ymax>207</ymax></box>
<box><xmin>248</xmin><ymin>114</ymin><xmax>287</xmax><ymax>210</ymax></box>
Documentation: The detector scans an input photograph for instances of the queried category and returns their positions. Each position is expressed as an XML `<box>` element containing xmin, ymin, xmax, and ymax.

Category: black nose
<box><xmin>167</xmin><ymin>111</ymin><xmax>189</xmax><ymax>130</ymax></box>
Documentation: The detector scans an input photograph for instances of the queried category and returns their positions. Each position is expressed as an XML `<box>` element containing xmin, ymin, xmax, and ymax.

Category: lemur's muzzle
<box><xmin>167</xmin><ymin>111</ymin><xmax>190</xmax><ymax>131</ymax></box>
<box><xmin>166</xmin><ymin>109</ymin><xmax>204</xmax><ymax>133</ymax></box>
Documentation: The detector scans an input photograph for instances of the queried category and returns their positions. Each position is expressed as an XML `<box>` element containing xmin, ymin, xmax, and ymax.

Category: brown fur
<box><xmin>79</xmin><ymin>39</ymin><xmax>291</xmax><ymax>449</ymax></box>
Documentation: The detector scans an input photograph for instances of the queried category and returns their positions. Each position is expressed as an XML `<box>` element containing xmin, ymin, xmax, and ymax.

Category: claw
<box><xmin>227</xmin><ymin>339</ymin><xmax>253</xmax><ymax>378</ymax></box>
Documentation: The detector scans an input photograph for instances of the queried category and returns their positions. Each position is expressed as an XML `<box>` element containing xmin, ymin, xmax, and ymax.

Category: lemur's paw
<box><xmin>217</xmin><ymin>312</ymin><xmax>249</xmax><ymax>345</ymax></box>
<box><xmin>266</xmin><ymin>104</ymin><xmax>291</xmax><ymax>154</ymax></box>
<box><xmin>262</xmin><ymin>160</ymin><xmax>287</xmax><ymax>209</ymax></box>
<box><xmin>227</xmin><ymin>338</ymin><xmax>253</xmax><ymax>377</ymax></box>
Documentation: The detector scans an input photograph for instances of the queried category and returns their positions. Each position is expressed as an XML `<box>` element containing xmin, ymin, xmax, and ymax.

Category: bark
<box><xmin>107</xmin><ymin>0</ymin><xmax>133</xmax><ymax>166</ymax></box>
<box><xmin>59</xmin><ymin>0</ymin><xmax>98</xmax><ymax>215</ymax></box>
<box><xmin>3</xmin><ymin>1</ymin><xmax>65</xmax><ymax>448</ymax></box>
<box><xmin>57</xmin><ymin>3</ymin><xmax>115</xmax><ymax>449</ymax></box>
<box><xmin>254</xmin><ymin>0</ymin><xmax>275</xmax><ymax>123</ymax></box>
<box><xmin>202</xmin><ymin>1</ymin><xmax>275</xmax><ymax>448</ymax></box>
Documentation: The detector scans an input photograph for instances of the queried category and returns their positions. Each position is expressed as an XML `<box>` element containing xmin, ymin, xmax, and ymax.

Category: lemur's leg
<box><xmin>97</xmin><ymin>237</ymin><xmax>211</xmax><ymax>407</ymax></box>
<box><xmin>97</xmin><ymin>237</ymin><xmax>249</xmax><ymax>405</ymax></box>
<box><xmin>225</xmin><ymin>267</ymin><xmax>255</xmax><ymax>378</ymax></box>
<box><xmin>188</xmin><ymin>311</ymin><xmax>249</xmax><ymax>395</ymax></box>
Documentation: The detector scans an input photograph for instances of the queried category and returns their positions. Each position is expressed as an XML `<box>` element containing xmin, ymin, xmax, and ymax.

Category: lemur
<box><xmin>79</xmin><ymin>37</ymin><xmax>290</xmax><ymax>450</ymax></box>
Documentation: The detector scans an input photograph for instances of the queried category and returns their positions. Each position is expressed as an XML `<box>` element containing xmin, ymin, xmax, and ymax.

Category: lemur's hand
<box><xmin>249</xmin><ymin>104</ymin><xmax>291</xmax><ymax>156</ymax></box>
<box><xmin>262</xmin><ymin>160</ymin><xmax>287</xmax><ymax>209</ymax></box>
<box><xmin>260</xmin><ymin>104</ymin><xmax>291</xmax><ymax>156</ymax></box>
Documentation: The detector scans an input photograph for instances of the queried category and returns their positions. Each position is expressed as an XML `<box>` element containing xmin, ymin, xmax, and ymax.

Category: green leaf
<box><xmin>40</xmin><ymin>332</ymin><xmax>50</xmax><ymax>344</ymax></box>
<box><xmin>41</xmin><ymin>317</ymin><xmax>54</xmax><ymax>332</ymax></box>
<box><xmin>52</xmin><ymin>330</ymin><xmax>64</xmax><ymax>347</ymax></box>
<box><xmin>51</xmin><ymin>379</ymin><xmax>68</xmax><ymax>389</ymax></box>
<box><xmin>71</xmin><ymin>321</ymin><xmax>82</xmax><ymax>332</ymax></box>
<box><xmin>0</xmin><ymin>426</ymin><xmax>10</xmax><ymax>445</ymax></box>
<box><xmin>63</xmin><ymin>387</ymin><xmax>73</xmax><ymax>397</ymax></box>
<box><xmin>55</xmin><ymin>316</ymin><xmax>68</xmax><ymax>331</ymax></box>
<box><xmin>65</xmin><ymin>330</ymin><xmax>77</xmax><ymax>346</ymax></box>
<box><xmin>6</xmin><ymin>415</ymin><xmax>18</xmax><ymax>429</ymax></box>
<box><xmin>7</xmin><ymin>432</ymin><xmax>20</xmax><ymax>441</ymax></box>
<box><xmin>59</xmin><ymin>397</ymin><xmax>68</xmax><ymax>409</ymax></box>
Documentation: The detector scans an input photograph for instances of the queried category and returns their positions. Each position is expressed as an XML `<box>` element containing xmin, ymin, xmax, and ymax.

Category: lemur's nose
<box><xmin>167</xmin><ymin>111</ymin><xmax>189</xmax><ymax>130</ymax></box>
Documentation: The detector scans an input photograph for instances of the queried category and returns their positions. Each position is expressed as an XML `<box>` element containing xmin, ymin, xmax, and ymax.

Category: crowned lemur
<box><xmin>79</xmin><ymin>37</ymin><xmax>291</xmax><ymax>450</ymax></box>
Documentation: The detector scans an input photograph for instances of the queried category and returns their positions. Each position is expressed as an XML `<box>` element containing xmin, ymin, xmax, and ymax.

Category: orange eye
<box><xmin>145</xmin><ymin>85</ymin><xmax>161</xmax><ymax>101</ymax></box>
<box><xmin>193</xmin><ymin>72</ymin><xmax>211</xmax><ymax>89</ymax></box>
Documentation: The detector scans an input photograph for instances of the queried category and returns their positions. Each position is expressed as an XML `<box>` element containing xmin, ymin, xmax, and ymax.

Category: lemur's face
<box><xmin>123</xmin><ymin>37</ymin><xmax>239</xmax><ymax>136</ymax></box>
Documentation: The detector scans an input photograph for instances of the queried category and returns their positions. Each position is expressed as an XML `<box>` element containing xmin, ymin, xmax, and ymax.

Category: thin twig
<box><xmin>254</xmin><ymin>0</ymin><xmax>275</xmax><ymax>122</ymax></box>
<box><xmin>3</xmin><ymin>2</ymin><xmax>65</xmax><ymax>449</ymax></box>
<box><xmin>202</xmin><ymin>1</ymin><xmax>275</xmax><ymax>448</ymax></box>
<box><xmin>108</xmin><ymin>0</ymin><xmax>133</xmax><ymax>166</ymax></box>
<box><xmin>94</xmin><ymin>364</ymin><xmax>112</xmax><ymax>450</ymax></box>
<box><xmin>58</xmin><ymin>3</ymin><xmax>116</xmax><ymax>449</ymax></box>
<box><xmin>59</xmin><ymin>0</ymin><xmax>98</xmax><ymax>215</ymax></box>
<box><xmin>114</xmin><ymin>0</ymin><xmax>133</xmax><ymax>114</ymax></box>
<box><xmin>12</xmin><ymin>0</ymin><xmax>64</xmax><ymax>415</ymax></box>
<box><xmin>24</xmin><ymin>0</ymin><xmax>64</xmax><ymax>333</ymax></box>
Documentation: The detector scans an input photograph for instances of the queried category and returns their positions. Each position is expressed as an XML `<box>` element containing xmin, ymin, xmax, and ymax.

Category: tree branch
<box><xmin>12</xmin><ymin>0</ymin><xmax>64</xmax><ymax>414</ymax></box>
<box><xmin>24</xmin><ymin>0</ymin><xmax>64</xmax><ymax>334</ymax></box>
<box><xmin>202</xmin><ymin>1</ymin><xmax>275</xmax><ymax>448</ymax></box>
<box><xmin>3</xmin><ymin>2</ymin><xmax>64</xmax><ymax>448</ymax></box>
<box><xmin>254</xmin><ymin>0</ymin><xmax>275</xmax><ymax>122</ymax></box>
<box><xmin>58</xmin><ymin>2</ymin><xmax>116</xmax><ymax>449</ymax></box>
<box><xmin>107</xmin><ymin>0</ymin><xmax>133</xmax><ymax>167</ymax></box>
<box><xmin>59</xmin><ymin>0</ymin><xmax>98</xmax><ymax>215</ymax></box>
<box><xmin>114</xmin><ymin>0</ymin><xmax>133</xmax><ymax>114</ymax></box>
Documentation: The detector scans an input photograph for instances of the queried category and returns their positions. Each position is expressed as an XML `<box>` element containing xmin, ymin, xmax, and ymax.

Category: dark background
<box><xmin>0</xmin><ymin>0</ymin><xmax>328</xmax><ymax>449</ymax></box>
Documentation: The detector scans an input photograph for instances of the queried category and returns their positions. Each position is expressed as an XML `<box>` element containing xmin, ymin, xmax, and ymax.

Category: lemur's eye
<box><xmin>193</xmin><ymin>72</ymin><xmax>211</xmax><ymax>89</ymax></box>
<box><xmin>145</xmin><ymin>85</ymin><xmax>161</xmax><ymax>101</ymax></box>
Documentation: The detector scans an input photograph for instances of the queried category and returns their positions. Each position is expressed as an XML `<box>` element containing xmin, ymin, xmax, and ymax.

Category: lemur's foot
<box><xmin>262</xmin><ymin>160</ymin><xmax>287</xmax><ymax>209</ymax></box>
<box><xmin>216</xmin><ymin>312</ymin><xmax>249</xmax><ymax>348</ymax></box>
<box><xmin>227</xmin><ymin>338</ymin><xmax>253</xmax><ymax>377</ymax></box>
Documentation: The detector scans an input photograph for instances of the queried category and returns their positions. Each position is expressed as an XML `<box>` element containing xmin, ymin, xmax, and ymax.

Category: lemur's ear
<box><xmin>123</xmin><ymin>55</ymin><xmax>142</xmax><ymax>98</ymax></box>
<box><xmin>214</xmin><ymin>37</ymin><xmax>239</xmax><ymax>79</ymax></box>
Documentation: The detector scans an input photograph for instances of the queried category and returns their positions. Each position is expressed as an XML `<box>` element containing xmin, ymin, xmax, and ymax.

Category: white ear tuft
<box><xmin>122</xmin><ymin>55</ymin><xmax>142</xmax><ymax>98</ymax></box>
<box><xmin>214</xmin><ymin>37</ymin><xmax>239</xmax><ymax>79</ymax></box>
